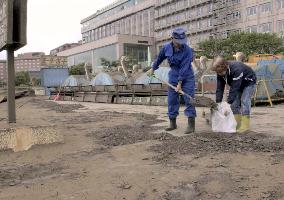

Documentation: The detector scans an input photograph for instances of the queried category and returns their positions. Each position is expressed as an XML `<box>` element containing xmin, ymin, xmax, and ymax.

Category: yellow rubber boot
<box><xmin>234</xmin><ymin>114</ymin><xmax>241</xmax><ymax>131</ymax></box>
<box><xmin>238</xmin><ymin>115</ymin><xmax>250</xmax><ymax>133</ymax></box>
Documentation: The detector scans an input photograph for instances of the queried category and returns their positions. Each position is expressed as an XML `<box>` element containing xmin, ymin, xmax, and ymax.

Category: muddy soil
<box><xmin>88</xmin><ymin>114</ymin><xmax>166</xmax><ymax>147</ymax></box>
<box><xmin>150</xmin><ymin>132</ymin><xmax>284</xmax><ymax>164</ymax></box>
<box><xmin>0</xmin><ymin>161</ymin><xmax>64</xmax><ymax>187</ymax></box>
<box><xmin>30</xmin><ymin>98</ymin><xmax>84</xmax><ymax>113</ymax></box>
<box><xmin>0</xmin><ymin>97</ymin><xmax>284</xmax><ymax>200</ymax></box>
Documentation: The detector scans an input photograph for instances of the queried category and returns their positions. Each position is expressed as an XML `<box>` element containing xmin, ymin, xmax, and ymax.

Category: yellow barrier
<box><xmin>253</xmin><ymin>79</ymin><xmax>284</xmax><ymax>107</ymax></box>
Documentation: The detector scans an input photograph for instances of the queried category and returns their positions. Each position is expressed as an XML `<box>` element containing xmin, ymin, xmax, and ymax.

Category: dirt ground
<box><xmin>0</xmin><ymin>97</ymin><xmax>284</xmax><ymax>200</ymax></box>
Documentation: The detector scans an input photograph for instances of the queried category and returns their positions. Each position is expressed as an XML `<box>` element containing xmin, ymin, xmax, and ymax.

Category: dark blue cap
<box><xmin>172</xmin><ymin>28</ymin><xmax>187</xmax><ymax>45</ymax></box>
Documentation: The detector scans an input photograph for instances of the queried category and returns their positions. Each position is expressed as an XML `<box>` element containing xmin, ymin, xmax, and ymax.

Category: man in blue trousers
<box><xmin>147</xmin><ymin>28</ymin><xmax>196</xmax><ymax>134</ymax></box>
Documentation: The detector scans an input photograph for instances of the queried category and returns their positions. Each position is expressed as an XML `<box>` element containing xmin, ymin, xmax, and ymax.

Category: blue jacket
<box><xmin>216</xmin><ymin>61</ymin><xmax>256</xmax><ymax>104</ymax></box>
<box><xmin>152</xmin><ymin>42</ymin><xmax>194</xmax><ymax>82</ymax></box>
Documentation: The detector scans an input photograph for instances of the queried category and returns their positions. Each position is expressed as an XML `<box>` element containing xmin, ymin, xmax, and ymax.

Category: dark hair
<box><xmin>211</xmin><ymin>56</ymin><xmax>228</xmax><ymax>72</ymax></box>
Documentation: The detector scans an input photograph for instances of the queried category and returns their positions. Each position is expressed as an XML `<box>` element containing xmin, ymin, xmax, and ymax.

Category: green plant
<box><xmin>15</xmin><ymin>71</ymin><xmax>30</xmax><ymax>86</ymax></box>
<box><xmin>198</xmin><ymin>32</ymin><xmax>284</xmax><ymax>59</ymax></box>
<box><xmin>69</xmin><ymin>63</ymin><xmax>85</xmax><ymax>75</ymax></box>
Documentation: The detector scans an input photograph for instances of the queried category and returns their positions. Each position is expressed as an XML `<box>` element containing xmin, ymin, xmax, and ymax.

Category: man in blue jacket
<box><xmin>211</xmin><ymin>56</ymin><xmax>256</xmax><ymax>132</ymax></box>
<box><xmin>147</xmin><ymin>28</ymin><xmax>196</xmax><ymax>134</ymax></box>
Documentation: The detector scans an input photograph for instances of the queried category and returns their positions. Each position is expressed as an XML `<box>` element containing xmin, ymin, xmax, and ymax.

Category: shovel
<box><xmin>150</xmin><ymin>74</ymin><xmax>218</xmax><ymax>109</ymax></box>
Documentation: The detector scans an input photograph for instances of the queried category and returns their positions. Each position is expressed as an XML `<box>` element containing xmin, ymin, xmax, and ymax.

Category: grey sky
<box><xmin>0</xmin><ymin>0</ymin><xmax>114</xmax><ymax>59</ymax></box>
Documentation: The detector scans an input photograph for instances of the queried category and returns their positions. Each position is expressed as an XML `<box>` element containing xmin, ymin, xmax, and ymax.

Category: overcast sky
<box><xmin>0</xmin><ymin>0</ymin><xmax>114</xmax><ymax>59</ymax></box>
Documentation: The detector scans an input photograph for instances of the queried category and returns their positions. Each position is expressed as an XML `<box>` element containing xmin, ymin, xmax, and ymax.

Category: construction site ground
<box><xmin>0</xmin><ymin>97</ymin><xmax>284</xmax><ymax>200</ymax></box>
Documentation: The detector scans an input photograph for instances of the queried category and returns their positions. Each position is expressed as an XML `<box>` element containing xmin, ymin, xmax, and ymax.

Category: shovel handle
<box><xmin>151</xmin><ymin>75</ymin><xmax>194</xmax><ymax>102</ymax></box>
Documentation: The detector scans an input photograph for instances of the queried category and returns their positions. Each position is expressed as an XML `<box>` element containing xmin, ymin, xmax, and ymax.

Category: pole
<box><xmin>7</xmin><ymin>48</ymin><xmax>16</xmax><ymax>123</ymax></box>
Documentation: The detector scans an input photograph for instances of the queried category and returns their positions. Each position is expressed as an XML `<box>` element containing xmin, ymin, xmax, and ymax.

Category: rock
<box><xmin>123</xmin><ymin>184</ymin><xmax>132</xmax><ymax>189</ymax></box>
<box><xmin>261</xmin><ymin>192</ymin><xmax>271</xmax><ymax>198</ymax></box>
<box><xmin>9</xmin><ymin>182</ymin><xmax>16</xmax><ymax>186</ymax></box>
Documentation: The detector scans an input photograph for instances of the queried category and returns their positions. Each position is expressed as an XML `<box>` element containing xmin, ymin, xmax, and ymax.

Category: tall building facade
<box><xmin>155</xmin><ymin>0</ymin><xmax>284</xmax><ymax>48</ymax></box>
<box><xmin>213</xmin><ymin>0</ymin><xmax>284</xmax><ymax>38</ymax></box>
<box><xmin>14</xmin><ymin>52</ymin><xmax>45</xmax><ymax>73</ymax></box>
<box><xmin>0</xmin><ymin>52</ymin><xmax>44</xmax><ymax>83</ymax></box>
<box><xmin>155</xmin><ymin>0</ymin><xmax>215</xmax><ymax>49</ymax></box>
<box><xmin>58</xmin><ymin>0</ymin><xmax>156</xmax><ymax>72</ymax></box>
<box><xmin>57</xmin><ymin>0</ymin><xmax>284</xmax><ymax>71</ymax></box>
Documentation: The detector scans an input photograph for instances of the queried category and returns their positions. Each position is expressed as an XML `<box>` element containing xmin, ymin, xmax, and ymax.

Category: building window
<box><xmin>260</xmin><ymin>2</ymin><xmax>272</xmax><ymax>13</ymax></box>
<box><xmin>197</xmin><ymin>7</ymin><xmax>202</xmax><ymax>16</ymax></box>
<box><xmin>260</xmin><ymin>22</ymin><xmax>272</xmax><ymax>32</ymax></box>
<box><xmin>246</xmin><ymin>25</ymin><xmax>257</xmax><ymax>33</ymax></box>
<box><xmin>247</xmin><ymin>6</ymin><xmax>257</xmax><ymax>16</ymax></box>
<box><xmin>232</xmin><ymin>0</ymin><xmax>240</xmax><ymax>3</ymax></box>
<box><xmin>279</xmin><ymin>0</ymin><xmax>284</xmax><ymax>8</ymax></box>
<box><xmin>208</xmin><ymin>3</ymin><xmax>213</xmax><ymax>12</ymax></box>
<box><xmin>187</xmin><ymin>10</ymin><xmax>191</xmax><ymax>18</ymax></box>
<box><xmin>233</xmin><ymin>11</ymin><xmax>241</xmax><ymax>19</ymax></box>
<box><xmin>228</xmin><ymin>10</ymin><xmax>241</xmax><ymax>20</ymax></box>
<box><xmin>176</xmin><ymin>0</ymin><xmax>184</xmax><ymax>10</ymax></box>
<box><xmin>197</xmin><ymin>21</ymin><xmax>201</xmax><ymax>29</ymax></box>
<box><xmin>278</xmin><ymin>20</ymin><xmax>284</xmax><ymax>31</ymax></box>
<box><xmin>208</xmin><ymin>18</ymin><xmax>213</xmax><ymax>27</ymax></box>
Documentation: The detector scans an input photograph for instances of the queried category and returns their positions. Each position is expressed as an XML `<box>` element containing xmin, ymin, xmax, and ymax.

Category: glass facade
<box><xmin>67</xmin><ymin>51</ymin><xmax>92</xmax><ymax>66</ymax></box>
<box><xmin>93</xmin><ymin>44</ymin><xmax>117</xmax><ymax>67</ymax></box>
<box><xmin>124</xmin><ymin>44</ymin><xmax>149</xmax><ymax>67</ymax></box>
<box><xmin>67</xmin><ymin>44</ymin><xmax>118</xmax><ymax>71</ymax></box>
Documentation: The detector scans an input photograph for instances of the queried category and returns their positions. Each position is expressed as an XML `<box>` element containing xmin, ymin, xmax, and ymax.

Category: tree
<box><xmin>31</xmin><ymin>77</ymin><xmax>41</xmax><ymax>86</ymax></box>
<box><xmin>100</xmin><ymin>57</ymin><xmax>119</xmax><ymax>68</ymax></box>
<box><xmin>15</xmin><ymin>71</ymin><xmax>30</xmax><ymax>86</ymax></box>
<box><xmin>198</xmin><ymin>32</ymin><xmax>284</xmax><ymax>60</ymax></box>
<box><xmin>69</xmin><ymin>63</ymin><xmax>85</xmax><ymax>75</ymax></box>
<box><xmin>0</xmin><ymin>79</ymin><xmax>6</xmax><ymax>87</ymax></box>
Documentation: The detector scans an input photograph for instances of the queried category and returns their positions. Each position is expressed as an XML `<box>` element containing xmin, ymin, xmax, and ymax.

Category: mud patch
<box><xmin>163</xmin><ymin>171</ymin><xmax>245</xmax><ymax>200</ymax></box>
<box><xmin>88</xmin><ymin>112</ymin><xmax>167</xmax><ymax>147</ymax></box>
<box><xmin>48</xmin><ymin>111</ymin><xmax>148</xmax><ymax>125</ymax></box>
<box><xmin>0</xmin><ymin>127</ymin><xmax>63</xmax><ymax>152</ymax></box>
<box><xmin>31</xmin><ymin>98</ymin><xmax>84</xmax><ymax>113</ymax></box>
<box><xmin>259</xmin><ymin>188</ymin><xmax>284</xmax><ymax>200</ymax></box>
<box><xmin>0</xmin><ymin>162</ymin><xmax>64</xmax><ymax>187</ymax></box>
<box><xmin>163</xmin><ymin>182</ymin><xmax>201</xmax><ymax>200</ymax></box>
<box><xmin>150</xmin><ymin>132</ymin><xmax>284</xmax><ymax>163</ymax></box>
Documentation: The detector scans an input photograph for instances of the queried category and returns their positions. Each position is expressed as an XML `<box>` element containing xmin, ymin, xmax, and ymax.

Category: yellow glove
<box><xmin>146</xmin><ymin>68</ymin><xmax>154</xmax><ymax>77</ymax></box>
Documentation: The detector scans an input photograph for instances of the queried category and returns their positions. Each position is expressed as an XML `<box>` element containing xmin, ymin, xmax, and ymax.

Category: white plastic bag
<box><xmin>211</xmin><ymin>102</ymin><xmax>237</xmax><ymax>133</ymax></box>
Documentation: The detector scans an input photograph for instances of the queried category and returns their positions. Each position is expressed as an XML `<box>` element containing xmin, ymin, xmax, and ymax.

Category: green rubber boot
<box><xmin>165</xmin><ymin>118</ymin><xmax>177</xmax><ymax>131</ymax></box>
<box><xmin>184</xmin><ymin>117</ymin><xmax>195</xmax><ymax>134</ymax></box>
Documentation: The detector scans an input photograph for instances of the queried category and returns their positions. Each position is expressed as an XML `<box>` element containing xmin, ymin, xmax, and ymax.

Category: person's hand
<box><xmin>146</xmin><ymin>68</ymin><xmax>154</xmax><ymax>77</ymax></box>
<box><xmin>224</xmin><ymin>110</ymin><xmax>230</xmax><ymax>116</ymax></box>
<box><xmin>175</xmin><ymin>82</ymin><xmax>182</xmax><ymax>92</ymax></box>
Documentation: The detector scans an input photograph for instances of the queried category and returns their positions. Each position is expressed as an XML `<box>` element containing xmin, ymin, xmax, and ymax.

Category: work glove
<box><xmin>146</xmin><ymin>68</ymin><xmax>154</xmax><ymax>77</ymax></box>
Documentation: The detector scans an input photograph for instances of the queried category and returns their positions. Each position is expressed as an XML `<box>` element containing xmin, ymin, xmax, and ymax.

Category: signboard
<box><xmin>12</xmin><ymin>0</ymin><xmax>27</xmax><ymax>50</ymax></box>
<box><xmin>0</xmin><ymin>0</ymin><xmax>27</xmax><ymax>51</ymax></box>
<box><xmin>0</xmin><ymin>0</ymin><xmax>13</xmax><ymax>51</ymax></box>
<box><xmin>42</xmin><ymin>56</ymin><xmax>68</xmax><ymax>67</ymax></box>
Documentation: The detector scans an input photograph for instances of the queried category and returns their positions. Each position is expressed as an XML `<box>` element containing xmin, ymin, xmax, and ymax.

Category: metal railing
<box><xmin>201</xmin><ymin>74</ymin><xmax>216</xmax><ymax>96</ymax></box>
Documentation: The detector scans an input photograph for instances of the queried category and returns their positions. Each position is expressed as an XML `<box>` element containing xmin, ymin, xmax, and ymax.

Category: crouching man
<box><xmin>211</xmin><ymin>56</ymin><xmax>257</xmax><ymax>133</ymax></box>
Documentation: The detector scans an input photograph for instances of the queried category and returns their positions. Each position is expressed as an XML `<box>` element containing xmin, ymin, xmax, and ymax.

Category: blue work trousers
<box><xmin>230</xmin><ymin>84</ymin><xmax>256</xmax><ymax>116</ymax></box>
<box><xmin>168</xmin><ymin>77</ymin><xmax>196</xmax><ymax>119</ymax></box>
